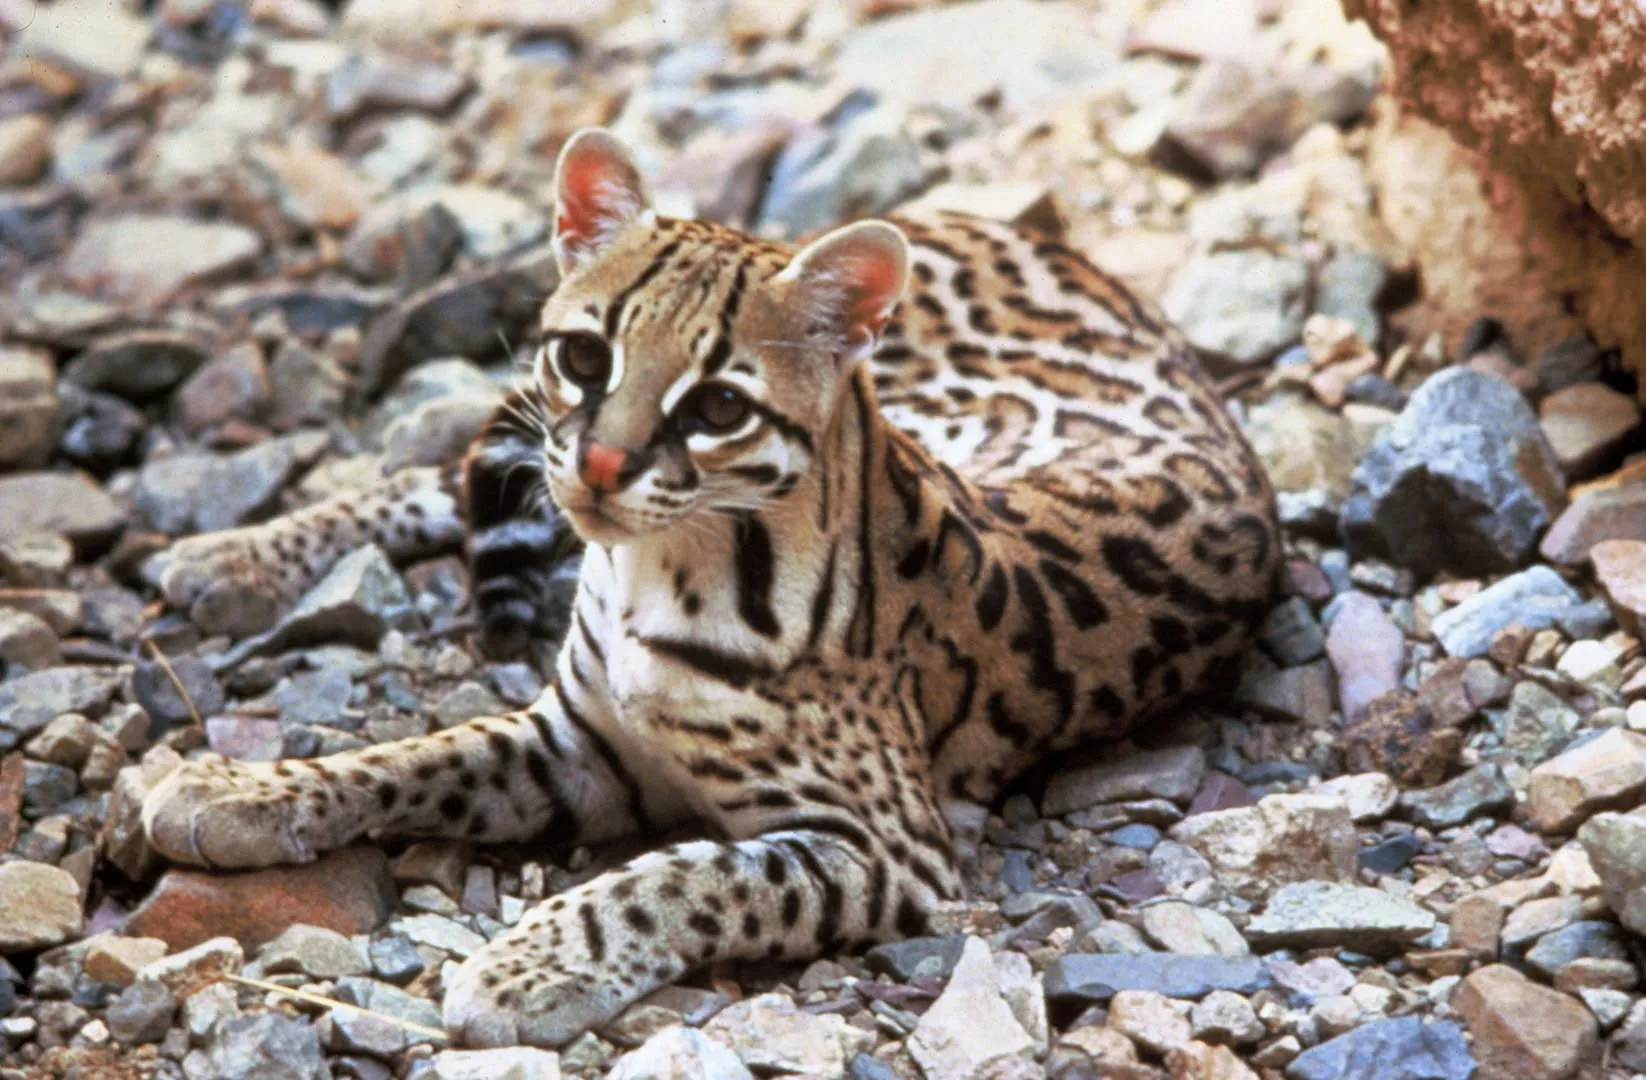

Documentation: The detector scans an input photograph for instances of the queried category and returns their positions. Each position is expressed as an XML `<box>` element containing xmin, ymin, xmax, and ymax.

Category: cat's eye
<box><xmin>556</xmin><ymin>333</ymin><xmax>611</xmax><ymax>388</ymax></box>
<box><xmin>687</xmin><ymin>384</ymin><xmax>753</xmax><ymax>434</ymax></box>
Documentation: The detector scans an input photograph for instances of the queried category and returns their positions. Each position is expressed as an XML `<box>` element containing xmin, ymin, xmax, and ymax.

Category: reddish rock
<box><xmin>1592</xmin><ymin>539</ymin><xmax>1646</xmax><ymax>637</ymax></box>
<box><xmin>1540</xmin><ymin>483</ymin><xmax>1646</xmax><ymax>565</ymax></box>
<box><xmin>1453</xmin><ymin>964</ymin><xmax>1597</xmax><ymax>1080</ymax></box>
<box><xmin>124</xmin><ymin>847</ymin><xmax>396</xmax><ymax>952</ymax></box>
<box><xmin>1341</xmin><ymin>691</ymin><xmax>1462</xmax><ymax>788</ymax></box>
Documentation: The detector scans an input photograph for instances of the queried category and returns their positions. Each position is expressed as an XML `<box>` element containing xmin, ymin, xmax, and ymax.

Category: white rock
<box><xmin>703</xmin><ymin>993</ymin><xmax>869</xmax><ymax>1079</ymax></box>
<box><xmin>605</xmin><ymin>1027</ymin><xmax>752</xmax><ymax>1080</ymax></box>
<box><xmin>430</xmin><ymin>1047</ymin><xmax>561</xmax><ymax>1080</ymax></box>
<box><xmin>909</xmin><ymin>937</ymin><xmax>1035</xmax><ymax>1080</ymax></box>
<box><xmin>1167</xmin><ymin>794</ymin><xmax>1358</xmax><ymax>902</ymax></box>
<box><xmin>1314</xmin><ymin>773</ymin><xmax>1398</xmax><ymax>822</ymax></box>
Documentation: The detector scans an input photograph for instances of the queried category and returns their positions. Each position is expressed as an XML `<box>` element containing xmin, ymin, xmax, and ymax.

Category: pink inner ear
<box><xmin>845</xmin><ymin>252</ymin><xmax>900</xmax><ymax>334</ymax></box>
<box><xmin>557</xmin><ymin>153</ymin><xmax>610</xmax><ymax>248</ymax></box>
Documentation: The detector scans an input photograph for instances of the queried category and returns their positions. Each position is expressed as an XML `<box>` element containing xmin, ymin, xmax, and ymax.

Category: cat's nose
<box><xmin>578</xmin><ymin>440</ymin><xmax>638</xmax><ymax>492</ymax></box>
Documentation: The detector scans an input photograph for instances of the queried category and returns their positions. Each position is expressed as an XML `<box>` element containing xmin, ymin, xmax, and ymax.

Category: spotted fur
<box><xmin>145</xmin><ymin>129</ymin><xmax>1278</xmax><ymax>1048</ymax></box>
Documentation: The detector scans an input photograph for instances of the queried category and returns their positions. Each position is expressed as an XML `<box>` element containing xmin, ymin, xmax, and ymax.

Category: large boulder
<box><xmin>1344</xmin><ymin>0</ymin><xmax>1646</xmax><ymax>379</ymax></box>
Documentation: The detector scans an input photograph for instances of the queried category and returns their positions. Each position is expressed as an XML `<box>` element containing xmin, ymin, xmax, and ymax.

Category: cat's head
<box><xmin>530</xmin><ymin>128</ymin><xmax>910</xmax><ymax>545</ymax></box>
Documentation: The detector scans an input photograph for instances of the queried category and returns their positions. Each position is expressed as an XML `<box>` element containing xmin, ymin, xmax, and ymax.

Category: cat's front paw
<box><xmin>141</xmin><ymin>756</ymin><xmax>319</xmax><ymax>869</ymax></box>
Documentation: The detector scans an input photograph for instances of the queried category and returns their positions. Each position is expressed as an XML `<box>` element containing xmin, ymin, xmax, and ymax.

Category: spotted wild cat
<box><xmin>144</xmin><ymin>128</ymin><xmax>1279</xmax><ymax>1047</ymax></box>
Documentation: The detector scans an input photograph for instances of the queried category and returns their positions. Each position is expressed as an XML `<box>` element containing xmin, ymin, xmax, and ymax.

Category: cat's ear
<box><xmin>778</xmin><ymin>221</ymin><xmax>910</xmax><ymax>358</ymax></box>
<box><xmin>553</xmin><ymin>129</ymin><xmax>652</xmax><ymax>273</ymax></box>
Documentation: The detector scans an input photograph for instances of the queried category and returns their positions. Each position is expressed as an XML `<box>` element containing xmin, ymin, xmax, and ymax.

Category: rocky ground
<box><xmin>2</xmin><ymin>0</ymin><xmax>1645</xmax><ymax>1078</ymax></box>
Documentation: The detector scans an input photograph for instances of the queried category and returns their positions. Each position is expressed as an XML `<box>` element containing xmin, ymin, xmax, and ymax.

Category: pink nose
<box><xmin>579</xmin><ymin>442</ymin><xmax>628</xmax><ymax>492</ymax></box>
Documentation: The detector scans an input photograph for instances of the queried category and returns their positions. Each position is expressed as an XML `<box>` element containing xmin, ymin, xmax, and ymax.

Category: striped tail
<box><xmin>463</xmin><ymin>388</ymin><xmax>584</xmax><ymax>657</ymax></box>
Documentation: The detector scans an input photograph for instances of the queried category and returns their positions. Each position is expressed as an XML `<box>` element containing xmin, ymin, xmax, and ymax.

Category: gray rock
<box><xmin>1043</xmin><ymin>746</ymin><xmax>1206</xmax><ymax>816</ymax></box>
<box><xmin>107</xmin><ymin>980</ymin><xmax>176</xmax><ymax>1045</ymax></box>
<box><xmin>1341</xmin><ymin>367</ymin><xmax>1566</xmax><ymax>579</ymax></box>
<box><xmin>343</xmin><ymin>201</ymin><xmax>465</xmax><ymax>289</ymax></box>
<box><xmin>758</xmin><ymin>103</ymin><xmax>928</xmax><ymax>237</ymax></box>
<box><xmin>357</xmin><ymin>245</ymin><xmax>558</xmax><ymax>397</ymax></box>
<box><xmin>22</xmin><ymin>760</ymin><xmax>77</xmax><ymax>814</ymax></box>
<box><xmin>1235</xmin><ymin>659</ymin><xmax>1334</xmax><ymax>725</ymax></box>
<box><xmin>57</xmin><ymin>385</ymin><xmax>147</xmax><ymax>473</ymax></box>
<box><xmin>325</xmin><ymin>54</ymin><xmax>471</xmax><ymax>121</ymax></box>
<box><xmin>0</xmin><ymin>666</ymin><xmax>122</xmax><ymax>743</ymax></box>
<box><xmin>64</xmin><ymin>329</ymin><xmax>209</xmax><ymax>400</ymax></box>
<box><xmin>1537</xmin><ymin>337</ymin><xmax>1605</xmax><ymax>396</ymax></box>
<box><xmin>1162</xmin><ymin>250</ymin><xmax>1309</xmax><ymax>364</ymax></box>
<box><xmin>334</xmin><ymin>976</ymin><xmax>443</xmax><ymax>1031</ymax></box>
<box><xmin>1578</xmin><ymin>809</ymin><xmax>1646</xmax><ymax>938</ymax></box>
<box><xmin>133</xmin><ymin>653</ymin><xmax>225</xmax><ymax>732</ymax></box>
<box><xmin>369</xmin><ymin>935</ymin><xmax>425</xmax><ymax>985</ymax></box>
<box><xmin>259</xmin><ymin>924</ymin><xmax>369</xmax><ymax>980</ymax></box>
<box><xmin>134</xmin><ymin>432</ymin><xmax>330</xmax><ymax>534</ymax></box>
<box><xmin>325</xmin><ymin>1006</ymin><xmax>405</xmax><ymax>1058</ymax></box>
<box><xmin>1245</xmin><ymin>881</ymin><xmax>1436</xmax><ymax>955</ymax></box>
<box><xmin>1042</xmin><ymin>954</ymin><xmax>1271</xmax><ymax>1003</ymax></box>
<box><xmin>268</xmin><ymin>343</ymin><xmax>349</xmax><ymax>431</ymax></box>
<box><xmin>1191</xmin><ymin>990</ymin><xmax>1265</xmax><ymax>1045</ymax></box>
<box><xmin>829</xmin><ymin>0</ymin><xmax>1111</xmax><ymax>112</ymax></box>
<box><xmin>865</xmin><ymin>935</ymin><xmax>967</xmax><ymax>981</ymax></box>
<box><xmin>1285</xmin><ymin>1016</ymin><xmax>1475</xmax><ymax>1080</ymax></box>
<box><xmin>273</xmin><ymin>669</ymin><xmax>356</xmax><ymax>729</ymax></box>
<box><xmin>1315</xmin><ymin>250</ymin><xmax>1388</xmax><ymax>349</ymax></box>
<box><xmin>210</xmin><ymin>1014</ymin><xmax>329</xmax><ymax>1080</ymax></box>
<box><xmin>1499</xmin><ymin>680</ymin><xmax>1580</xmax><ymax>765</ymax></box>
<box><xmin>243</xmin><ymin>545</ymin><xmax>412</xmax><ymax>657</ymax></box>
<box><xmin>1429</xmin><ymin>566</ymin><xmax>1582</xmax><ymax>659</ymax></box>
<box><xmin>1524</xmin><ymin>920</ymin><xmax>1630</xmax><ymax>978</ymax></box>
<box><xmin>1261</xmin><ymin>597</ymin><xmax>1327</xmax><ymax>666</ymax></box>
<box><xmin>0</xmin><ymin>472</ymin><xmax>129</xmax><ymax>547</ymax></box>
<box><xmin>1400</xmin><ymin>764</ymin><xmax>1515</xmax><ymax>829</ymax></box>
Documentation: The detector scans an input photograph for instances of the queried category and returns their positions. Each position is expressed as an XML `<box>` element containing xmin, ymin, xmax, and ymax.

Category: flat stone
<box><xmin>1246</xmin><ymin>881</ymin><xmax>1436</xmax><ymax>955</ymax></box>
<box><xmin>1591</xmin><ymin>538</ymin><xmax>1646</xmax><ymax>638</ymax></box>
<box><xmin>258</xmin><ymin>923</ymin><xmax>369</xmax><ymax>979</ymax></box>
<box><xmin>0</xmin><ymin>860</ymin><xmax>82</xmax><ymax>952</ymax></box>
<box><xmin>1524</xmin><ymin>921</ymin><xmax>1630</xmax><ymax>979</ymax></box>
<box><xmin>1400</xmin><ymin>764</ymin><xmax>1516</xmax><ymax>829</ymax></box>
<box><xmin>1235</xmin><ymin>659</ymin><xmax>1334</xmax><ymax>725</ymax></box>
<box><xmin>1341</xmin><ymin>367</ymin><xmax>1566</xmax><ymax>579</ymax></box>
<box><xmin>333</xmin><ymin>975</ymin><xmax>442</xmax><ymax>1032</ymax></box>
<box><xmin>134</xmin><ymin>431</ymin><xmax>328</xmax><ymax>535</ymax></box>
<box><xmin>65</xmin><ymin>329</ymin><xmax>210</xmax><ymax>401</ymax></box>
<box><xmin>1541</xmin><ymin>483</ymin><xmax>1646</xmax><ymax>565</ymax></box>
<box><xmin>0</xmin><ymin>472</ymin><xmax>128</xmax><ymax>549</ymax></box>
<box><xmin>1325</xmin><ymin>592</ymin><xmax>1404</xmax><ymax>721</ymax></box>
<box><xmin>1539</xmin><ymin>382</ymin><xmax>1639</xmax><ymax>480</ymax></box>
<box><xmin>1043</xmin><ymin>954</ymin><xmax>1272</xmax><ymax>1004</ymax></box>
<box><xmin>908</xmin><ymin>937</ymin><xmax>1035</xmax><ymax>1079</ymax></box>
<box><xmin>1167</xmin><ymin>794</ymin><xmax>1357</xmax><ymax>902</ymax></box>
<box><xmin>1285</xmin><ymin>1016</ymin><xmax>1475</xmax><ymax>1080</ymax></box>
<box><xmin>134</xmin><ymin>936</ymin><xmax>245</xmax><ymax>997</ymax></box>
<box><xmin>1430</xmin><ymin>565</ymin><xmax>1582</xmax><ymax>658</ymax></box>
<box><xmin>429</xmin><ymin>1048</ymin><xmax>562</xmax><ymax>1079</ymax></box>
<box><xmin>84</xmin><ymin>935</ymin><xmax>169</xmax><ymax>986</ymax></box>
<box><xmin>1452</xmin><ymin>964</ymin><xmax>1597</xmax><ymax>1080</ymax></box>
<box><xmin>60</xmin><ymin>214</ymin><xmax>262</xmax><ymax>306</ymax></box>
<box><xmin>1527</xmin><ymin>728</ymin><xmax>1646</xmax><ymax>833</ymax></box>
<box><xmin>865</xmin><ymin>935</ymin><xmax>967</xmax><ymax>981</ymax></box>
<box><xmin>398</xmin><ymin>913</ymin><xmax>485</xmax><ymax>958</ymax></box>
<box><xmin>1043</xmin><ymin>746</ymin><xmax>1206</xmax><ymax>816</ymax></box>
<box><xmin>125</xmin><ymin>847</ymin><xmax>396</xmax><ymax>952</ymax></box>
